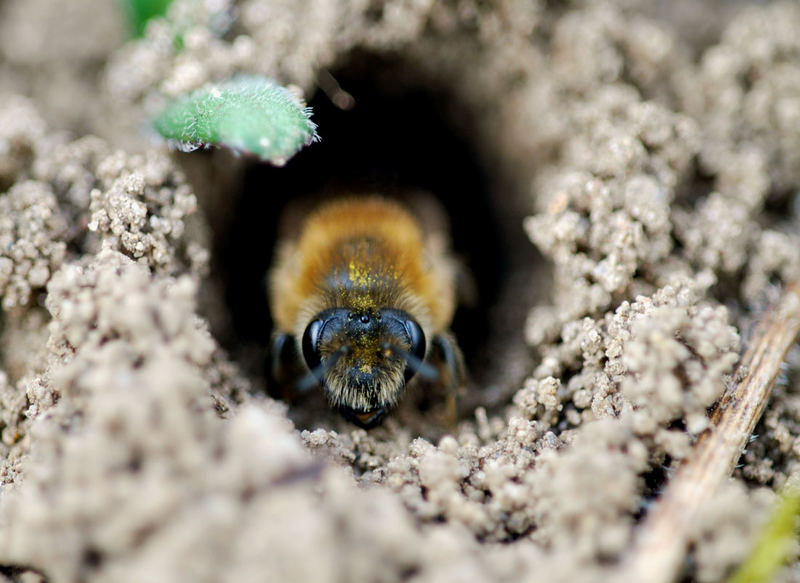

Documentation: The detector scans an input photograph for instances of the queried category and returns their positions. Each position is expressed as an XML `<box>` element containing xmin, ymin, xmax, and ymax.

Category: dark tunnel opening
<box><xmin>211</xmin><ymin>53</ymin><xmax>535</xmax><ymax>421</ymax></box>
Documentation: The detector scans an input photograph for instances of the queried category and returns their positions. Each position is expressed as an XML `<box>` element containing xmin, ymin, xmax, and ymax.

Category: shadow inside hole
<box><xmin>214</xmin><ymin>55</ymin><xmax>531</xmax><ymax>423</ymax></box>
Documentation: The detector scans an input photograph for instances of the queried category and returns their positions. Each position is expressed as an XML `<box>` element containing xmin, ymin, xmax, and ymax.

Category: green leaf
<box><xmin>728</xmin><ymin>485</ymin><xmax>800</xmax><ymax>583</ymax></box>
<box><xmin>153</xmin><ymin>76</ymin><xmax>319</xmax><ymax>166</ymax></box>
<box><xmin>118</xmin><ymin>0</ymin><xmax>174</xmax><ymax>38</ymax></box>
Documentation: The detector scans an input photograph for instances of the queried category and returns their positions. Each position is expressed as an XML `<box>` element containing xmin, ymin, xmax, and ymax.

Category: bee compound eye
<box><xmin>301</xmin><ymin>319</ymin><xmax>325</xmax><ymax>380</ymax></box>
<box><xmin>403</xmin><ymin>318</ymin><xmax>427</xmax><ymax>383</ymax></box>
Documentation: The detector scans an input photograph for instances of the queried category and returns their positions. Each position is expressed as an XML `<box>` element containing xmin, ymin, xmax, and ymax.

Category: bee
<box><xmin>268</xmin><ymin>195</ymin><xmax>465</xmax><ymax>428</ymax></box>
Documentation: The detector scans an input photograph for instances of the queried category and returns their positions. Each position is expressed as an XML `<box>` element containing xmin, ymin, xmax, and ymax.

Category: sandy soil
<box><xmin>0</xmin><ymin>0</ymin><xmax>799</xmax><ymax>581</ymax></box>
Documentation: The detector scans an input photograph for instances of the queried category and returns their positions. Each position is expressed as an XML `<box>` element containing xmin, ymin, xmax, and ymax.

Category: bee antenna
<box><xmin>297</xmin><ymin>345</ymin><xmax>349</xmax><ymax>392</ymax></box>
<box><xmin>383</xmin><ymin>343</ymin><xmax>438</xmax><ymax>381</ymax></box>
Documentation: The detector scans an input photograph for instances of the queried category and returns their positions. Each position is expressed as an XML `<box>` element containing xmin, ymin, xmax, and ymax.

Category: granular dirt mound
<box><xmin>0</xmin><ymin>1</ymin><xmax>799</xmax><ymax>582</ymax></box>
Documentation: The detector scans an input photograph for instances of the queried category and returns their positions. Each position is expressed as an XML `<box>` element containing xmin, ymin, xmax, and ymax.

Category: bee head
<box><xmin>301</xmin><ymin>307</ymin><xmax>427</xmax><ymax>428</ymax></box>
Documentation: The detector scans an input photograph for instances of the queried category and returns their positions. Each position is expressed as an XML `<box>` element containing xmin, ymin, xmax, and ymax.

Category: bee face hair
<box><xmin>301</xmin><ymin>307</ymin><xmax>426</xmax><ymax>419</ymax></box>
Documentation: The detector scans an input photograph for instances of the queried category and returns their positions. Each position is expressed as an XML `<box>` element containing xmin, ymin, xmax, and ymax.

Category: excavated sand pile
<box><xmin>0</xmin><ymin>1</ymin><xmax>799</xmax><ymax>581</ymax></box>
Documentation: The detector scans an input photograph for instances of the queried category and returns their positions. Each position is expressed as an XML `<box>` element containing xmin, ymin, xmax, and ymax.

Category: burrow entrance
<box><xmin>206</xmin><ymin>52</ymin><xmax>542</xmax><ymax>426</ymax></box>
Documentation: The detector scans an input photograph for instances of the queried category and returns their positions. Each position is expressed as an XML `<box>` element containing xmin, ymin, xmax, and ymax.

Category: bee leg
<box><xmin>431</xmin><ymin>332</ymin><xmax>466</xmax><ymax>426</ymax></box>
<box><xmin>270</xmin><ymin>332</ymin><xmax>303</xmax><ymax>400</ymax></box>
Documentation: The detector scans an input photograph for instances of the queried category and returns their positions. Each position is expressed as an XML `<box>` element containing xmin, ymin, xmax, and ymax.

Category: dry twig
<box><xmin>620</xmin><ymin>280</ymin><xmax>800</xmax><ymax>583</ymax></box>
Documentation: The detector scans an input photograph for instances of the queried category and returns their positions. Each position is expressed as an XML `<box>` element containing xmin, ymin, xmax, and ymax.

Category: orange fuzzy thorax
<box><xmin>269</xmin><ymin>197</ymin><xmax>456</xmax><ymax>339</ymax></box>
